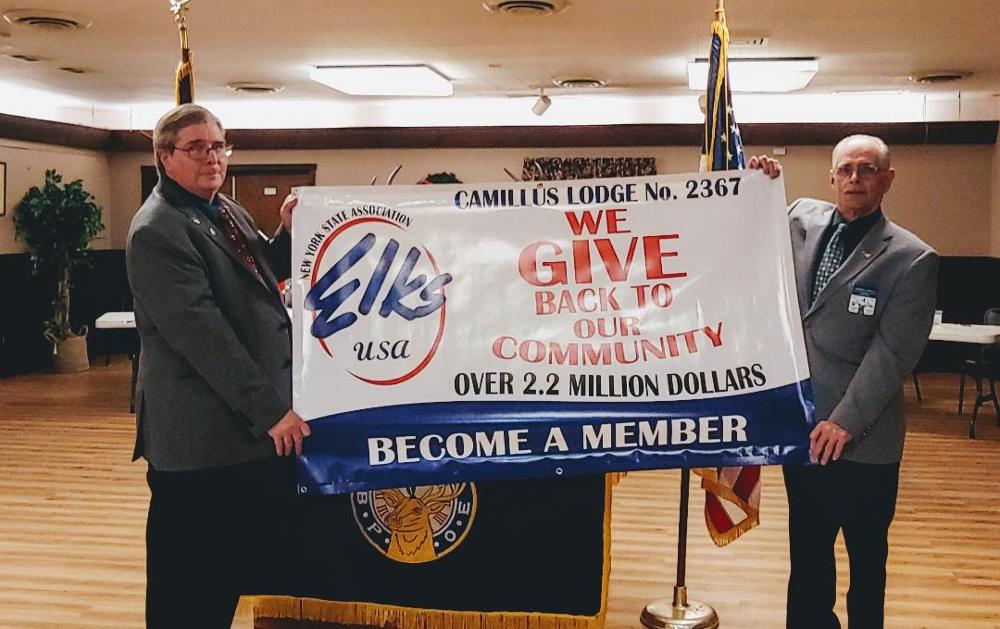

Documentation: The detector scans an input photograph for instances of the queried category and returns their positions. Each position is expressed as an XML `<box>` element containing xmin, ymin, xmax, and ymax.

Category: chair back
<box><xmin>982</xmin><ymin>308</ymin><xmax>1000</xmax><ymax>375</ymax></box>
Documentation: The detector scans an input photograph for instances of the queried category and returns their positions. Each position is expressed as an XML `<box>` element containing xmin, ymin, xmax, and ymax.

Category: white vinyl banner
<box><xmin>292</xmin><ymin>171</ymin><xmax>814</xmax><ymax>494</ymax></box>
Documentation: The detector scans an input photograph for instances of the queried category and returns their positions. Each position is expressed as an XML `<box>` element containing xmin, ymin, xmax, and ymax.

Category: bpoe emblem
<box><xmin>351</xmin><ymin>483</ymin><xmax>477</xmax><ymax>564</ymax></box>
<box><xmin>305</xmin><ymin>210</ymin><xmax>452</xmax><ymax>385</ymax></box>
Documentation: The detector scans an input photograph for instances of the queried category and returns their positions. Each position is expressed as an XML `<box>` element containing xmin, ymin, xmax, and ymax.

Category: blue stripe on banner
<box><xmin>297</xmin><ymin>380</ymin><xmax>815</xmax><ymax>494</ymax></box>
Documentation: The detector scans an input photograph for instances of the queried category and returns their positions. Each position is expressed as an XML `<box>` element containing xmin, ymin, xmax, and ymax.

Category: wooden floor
<box><xmin>1</xmin><ymin>359</ymin><xmax>999</xmax><ymax>628</ymax></box>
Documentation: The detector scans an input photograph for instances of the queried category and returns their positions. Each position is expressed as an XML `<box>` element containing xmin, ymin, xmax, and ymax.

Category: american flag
<box><xmin>171</xmin><ymin>0</ymin><xmax>195</xmax><ymax>105</ymax></box>
<box><xmin>695</xmin><ymin>4</ymin><xmax>760</xmax><ymax>547</ymax></box>
<box><xmin>699</xmin><ymin>5</ymin><xmax>745</xmax><ymax>172</ymax></box>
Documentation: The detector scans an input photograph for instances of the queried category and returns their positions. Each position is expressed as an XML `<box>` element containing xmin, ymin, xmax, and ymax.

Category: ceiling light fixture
<box><xmin>532</xmin><ymin>88</ymin><xmax>551</xmax><ymax>116</ymax></box>
<box><xmin>687</xmin><ymin>57</ymin><xmax>818</xmax><ymax>93</ymax></box>
<box><xmin>309</xmin><ymin>65</ymin><xmax>453</xmax><ymax>97</ymax></box>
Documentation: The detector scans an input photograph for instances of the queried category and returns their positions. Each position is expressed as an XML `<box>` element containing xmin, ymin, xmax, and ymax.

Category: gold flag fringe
<box><xmin>696</xmin><ymin>468</ymin><xmax>760</xmax><ymax>547</ymax></box>
<box><xmin>703</xmin><ymin>507</ymin><xmax>758</xmax><ymax>548</ymax></box>
<box><xmin>239</xmin><ymin>475</ymin><xmax>615</xmax><ymax>628</ymax></box>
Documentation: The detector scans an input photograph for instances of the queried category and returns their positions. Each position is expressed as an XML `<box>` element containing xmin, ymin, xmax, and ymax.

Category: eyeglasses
<box><xmin>833</xmin><ymin>162</ymin><xmax>880</xmax><ymax>180</ymax></box>
<box><xmin>172</xmin><ymin>142</ymin><xmax>234</xmax><ymax>161</ymax></box>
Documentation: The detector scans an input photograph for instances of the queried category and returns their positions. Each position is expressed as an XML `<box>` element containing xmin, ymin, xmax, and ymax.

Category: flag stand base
<box><xmin>640</xmin><ymin>586</ymin><xmax>719</xmax><ymax>629</ymax></box>
<box><xmin>640</xmin><ymin>468</ymin><xmax>720</xmax><ymax>628</ymax></box>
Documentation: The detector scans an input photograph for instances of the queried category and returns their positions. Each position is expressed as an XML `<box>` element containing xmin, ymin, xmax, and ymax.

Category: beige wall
<box><xmin>104</xmin><ymin>143</ymin><xmax>995</xmax><ymax>256</ymax></box>
<box><xmin>0</xmin><ymin>140</ymin><xmax>113</xmax><ymax>254</ymax></box>
<box><xmin>2</xmin><ymin>137</ymin><xmax>993</xmax><ymax>256</ymax></box>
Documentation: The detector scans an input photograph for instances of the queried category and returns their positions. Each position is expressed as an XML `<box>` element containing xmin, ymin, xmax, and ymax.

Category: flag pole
<box><xmin>640</xmin><ymin>468</ymin><xmax>720</xmax><ymax>628</ymax></box>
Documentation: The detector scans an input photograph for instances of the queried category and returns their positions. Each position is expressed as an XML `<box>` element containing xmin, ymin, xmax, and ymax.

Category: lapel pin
<box><xmin>861</xmin><ymin>250</ymin><xmax>872</xmax><ymax>259</ymax></box>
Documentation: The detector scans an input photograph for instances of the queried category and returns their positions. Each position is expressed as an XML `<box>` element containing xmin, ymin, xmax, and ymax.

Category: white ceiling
<box><xmin>1</xmin><ymin>0</ymin><xmax>999</xmax><ymax>129</ymax></box>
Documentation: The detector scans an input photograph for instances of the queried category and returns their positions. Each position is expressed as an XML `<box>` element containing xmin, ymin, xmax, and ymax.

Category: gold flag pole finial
<box><xmin>170</xmin><ymin>0</ymin><xmax>190</xmax><ymax>24</ymax></box>
<box><xmin>169</xmin><ymin>0</ymin><xmax>195</xmax><ymax>104</ymax></box>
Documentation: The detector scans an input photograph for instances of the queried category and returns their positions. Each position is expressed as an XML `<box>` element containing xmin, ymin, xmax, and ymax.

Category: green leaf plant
<box><xmin>14</xmin><ymin>169</ymin><xmax>105</xmax><ymax>342</ymax></box>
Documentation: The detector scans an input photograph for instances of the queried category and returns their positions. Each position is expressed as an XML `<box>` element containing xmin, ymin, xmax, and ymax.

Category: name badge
<box><xmin>848</xmin><ymin>286</ymin><xmax>877</xmax><ymax>316</ymax></box>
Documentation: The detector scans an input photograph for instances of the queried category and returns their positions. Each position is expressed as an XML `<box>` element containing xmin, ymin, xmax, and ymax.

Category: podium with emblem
<box><xmin>243</xmin><ymin>475</ymin><xmax>612</xmax><ymax>628</ymax></box>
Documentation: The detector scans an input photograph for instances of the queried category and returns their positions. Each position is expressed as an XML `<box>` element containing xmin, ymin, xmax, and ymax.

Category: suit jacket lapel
<box><xmin>806</xmin><ymin>214</ymin><xmax>892</xmax><ymax>318</ymax></box>
<box><xmin>185</xmin><ymin>203</ymin><xmax>258</xmax><ymax>278</ymax></box>
<box><xmin>160</xmin><ymin>182</ymin><xmax>277</xmax><ymax>295</ymax></box>
<box><xmin>797</xmin><ymin>206</ymin><xmax>834</xmax><ymax>316</ymax></box>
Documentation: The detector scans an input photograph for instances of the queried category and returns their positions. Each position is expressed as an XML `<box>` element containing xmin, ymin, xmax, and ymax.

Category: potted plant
<box><xmin>14</xmin><ymin>169</ymin><xmax>104</xmax><ymax>373</ymax></box>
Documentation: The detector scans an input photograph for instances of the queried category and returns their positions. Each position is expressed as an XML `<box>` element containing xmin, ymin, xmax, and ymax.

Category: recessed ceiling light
<box><xmin>2</xmin><ymin>10</ymin><xmax>91</xmax><ymax>31</ymax></box>
<box><xmin>309</xmin><ymin>65</ymin><xmax>453</xmax><ymax>97</ymax></box>
<box><xmin>483</xmin><ymin>0</ymin><xmax>568</xmax><ymax>16</ymax></box>
<box><xmin>227</xmin><ymin>81</ymin><xmax>285</xmax><ymax>94</ymax></box>
<box><xmin>553</xmin><ymin>78</ymin><xmax>606</xmax><ymax>89</ymax></box>
<box><xmin>688</xmin><ymin>57</ymin><xmax>818</xmax><ymax>93</ymax></box>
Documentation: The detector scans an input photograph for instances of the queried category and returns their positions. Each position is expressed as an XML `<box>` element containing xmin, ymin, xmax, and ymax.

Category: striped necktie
<box><xmin>217</xmin><ymin>203</ymin><xmax>266</xmax><ymax>286</ymax></box>
<box><xmin>811</xmin><ymin>222</ymin><xmax>848</xmax><ymax>304</ymax></box>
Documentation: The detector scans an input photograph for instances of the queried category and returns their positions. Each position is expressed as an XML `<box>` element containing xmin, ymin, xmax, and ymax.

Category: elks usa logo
<box><xmin>351</xmin><ymin>483</ymin><xmax>477</xmax><ymax>563</ymax></box>
<box><xmin>305</xmin><ymin>206</ymin><xmax>452</xmax><ymax>384</ymax></box>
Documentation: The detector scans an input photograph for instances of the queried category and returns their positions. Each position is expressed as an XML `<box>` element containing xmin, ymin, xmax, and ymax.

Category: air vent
<box><xmin>226</xmin><ymin>81</ymin><xmax>285</xmax><ymax>94</ymax></box>
<box><xmin>911</xmin><ymin>71</ymin><xmax>970</xmax><ymax>84</ymax></box>
<box><xmin>4</xmin><ymin>53</ymin><xmax>43</xmax><ymax>62</ymax></box>
<box><xmin>553</xmin><ymin>77</ymin><xmax>606</xmax><ymax>89</ymax></box>
<box><xmin>2</xmin><ymin>10</ymin><xmax>91</xmax><ymax>31</ymax></box>
<box><xmin>731</xmin><ymin>36</ymin><xmax>769</xmax><ymax>49</ymax></box>
<box><xmin>483</xmin><ymin>0</ymin><xmax>568</xmax><ymax>16</ymax></box>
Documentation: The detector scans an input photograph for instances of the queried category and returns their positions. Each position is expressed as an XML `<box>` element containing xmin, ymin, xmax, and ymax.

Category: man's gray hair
<box><xmin>832</xmin><ymin>134</ymin><xmax>891</xmax><ymax>169</ymax></box>
<box><xmin>152</xmin><ymin>104</ymin><xmax>225</xmax><ymax>170</ymax></box>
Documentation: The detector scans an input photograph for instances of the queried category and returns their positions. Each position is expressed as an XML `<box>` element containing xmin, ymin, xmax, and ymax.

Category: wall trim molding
<box><xmin>0</xmin><ymin>114</ymin><xmax>112</xmax><ymax>151</ymax></box>
<box><xmin>2</xmin><ymin>113</ymin><xmax>997</xmax><ymax>152</ymax></box>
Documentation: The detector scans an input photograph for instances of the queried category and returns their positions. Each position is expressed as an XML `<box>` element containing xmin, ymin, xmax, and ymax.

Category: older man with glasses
<box><xmin>126</xmin><ymin>104</ymin><xmax>310</xmax><ymax>628</ymax></box>
<box><xmin>751</xmin><ymin>135</ymin><xmax>938</xmax><ymax>629</ymax></box>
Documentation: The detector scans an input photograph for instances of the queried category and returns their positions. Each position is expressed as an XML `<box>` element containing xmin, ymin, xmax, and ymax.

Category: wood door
<box><xmin>141</xmin><ymin>164</ymin><xmax>316</xmax><ymax>235</ymax></box>
<box><xmin>230</xmin><ymin>167</ymin><xmax>315</xmax><ymax>236</ymax></box>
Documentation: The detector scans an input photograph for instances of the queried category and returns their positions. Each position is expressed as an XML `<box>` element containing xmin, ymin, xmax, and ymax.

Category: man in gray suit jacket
<box><xmin>752</xmin><ymin>135</ymin><xmax>938</xmax><ymax>629</ymax></box>
<box><xmin>126</xmin><ymin>104</ymin><xmax>311</xmax><ymax>628</ymax></box>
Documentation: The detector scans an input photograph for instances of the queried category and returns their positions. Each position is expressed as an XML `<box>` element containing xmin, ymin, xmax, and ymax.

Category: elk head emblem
<box><xmin>377</xmin><ymin>483</ymin><xmax>467</xmax><ymax>563</ymax></box>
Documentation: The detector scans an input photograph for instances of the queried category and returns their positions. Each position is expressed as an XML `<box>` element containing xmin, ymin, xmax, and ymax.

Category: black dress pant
<box><xmin>783</xmin><ymin>460</ymin><xmax>900</xmax><ymax>629</ymax></box>
<box><xmin>145</xmin><ymin>455</ymin><xmax>298</xmax><ymax>629</ymax></box>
